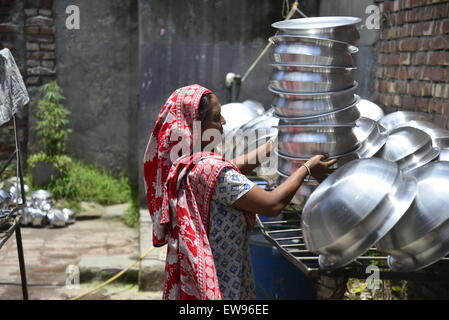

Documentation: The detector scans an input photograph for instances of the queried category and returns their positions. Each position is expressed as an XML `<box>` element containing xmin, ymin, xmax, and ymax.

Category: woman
<box><xmin>143</xmin><ymin>84</ymin><xmax>336</xmax><ymax>300</ymax></box>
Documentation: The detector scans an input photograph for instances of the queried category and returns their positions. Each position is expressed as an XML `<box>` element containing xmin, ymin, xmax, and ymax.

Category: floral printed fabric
<box><xmin>209</xmin><ymin>168</ymin><xmax>256</xmax><ymax>300</ymax></box>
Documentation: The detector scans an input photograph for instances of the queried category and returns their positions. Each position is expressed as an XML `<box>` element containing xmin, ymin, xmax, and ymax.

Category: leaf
<box><xmin>353</xmin><ymin>283</ymin><xmax>367</xmax><ymax>294</ymax></box>
<box><xmin>391</xmin><ymin>286</ymin><xmax>403</xmax><ymax>292</ymax></box>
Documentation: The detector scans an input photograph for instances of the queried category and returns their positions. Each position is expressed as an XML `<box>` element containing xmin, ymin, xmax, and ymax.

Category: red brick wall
<box><xmin>375</xmin><ymin>0</ymin><xmax>449</xmax><ymax>129</ymax></box>
<box><xmin>0</xmin><ymin>0</ymin><xmax>55</xmax><ymax>163</ymax></box>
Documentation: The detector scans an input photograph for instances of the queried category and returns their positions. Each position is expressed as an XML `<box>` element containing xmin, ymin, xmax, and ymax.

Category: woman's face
<box><xmin>201</xmin><ymin>94</ymin><xmax>226</xmax><ymax>149</ymax></box>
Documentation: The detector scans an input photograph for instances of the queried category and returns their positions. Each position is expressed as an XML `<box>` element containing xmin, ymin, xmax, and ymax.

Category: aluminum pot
<box><xmin>377</xmin><ymin>162</ymin><xmax>449</xmax><ymax>272</ymax></box>
<box><xmin>29</xmin><ymin>207</ymin><xmax>47</xmax><ymax>227</ymax></box>
<box><xmin>379</xmin><ymin>111</ymin><xmax>431</xmax><ymax>132</ymax></box>
<box><xmin>47</xmin><ymin>209</ymin><xmax>67</xmax><ymax>228</ymax></box>
<box><xmin>388</xmin><ymin>120</ymin><xmax>449</xmax><ymax>148</ymax></box>
<box><xmin>301</xmin><ymin>158</ymin><xmax>417</xmax><ymax>270</ymax></box>
<box><xmin>275</xmin><ymin>123</ymin><xmax>359</xmax><ymax>158</ymax></box>
<box><xmin>275</xmin><ymin>97</ymin><xmax>360</xmax><ymax>125</ymax></box>
<box><xmin>269</xmin><ymin>35</ymin><xmax>358</xmax><ymax>67</ymax></box>
<box><xmin>63</xmin><ymin>208</ymin><xmax>76</xmax><ymax>224</ymax></box>
<box><xmin>0</xmin><ymin>189</ymin><xmax>11</xmax><ymax>210</ymax></box>
<box><xmin>356</xmin><ymin>99</ymin><xmax>385</xmax><ymax>122</ymax></box>
<box><xmin>376</xmin><ymin>127</ymin><xmax>440</xmax><ymax>173</ymax></box>
<box><xmin>270</xmin><ymin>64</ymin><xmax>355</xmax><ymax>93</ymax></box>
<box><xmin>221</xmin><ymin>102</ymin><xmax>261</xmax><ymax>137</ymax></box>
<box><xmin>270</xmin><ymin>82</ymin><xmax>358</xmax><ymax>117</ymax></box>
<box><xmin>439</xmin><ymin>148</ymin><xmax>449</xmax><ymax>161</ymax></box>
<box><xmin>272</xmin><ymin>16</ymin><xmax>361</xmax><ymax>45</ymax></box>
<box><xmin>352</xmin><ymin>117</ymin><xmax>388</xmax><ymax>158</ymax></box>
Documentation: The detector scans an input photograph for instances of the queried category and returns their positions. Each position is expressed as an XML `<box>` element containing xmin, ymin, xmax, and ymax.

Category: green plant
<box><xmin>43</xmin><ymin>160</ymin><xmax>131</xmax><ymax>206</ymax></box>
<box><xmin>123</xmin><ymin>186</ymin><xmax>139</xmax><ymax>228</ymax></box>
<box><xmin>28</xmin><ymin>81</ymin><xmax>73</xmax><ymax>175</ymax></box>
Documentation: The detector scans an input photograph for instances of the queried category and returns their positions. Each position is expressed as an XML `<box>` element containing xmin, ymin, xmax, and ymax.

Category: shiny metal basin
<box><xmin>272</xmin><ymin>17</ymin><xmax>361</xmax><ymax>45</ymax></box>
<box><xmin>269</xmin><ymin>35</ymin><xmax>358</xmax><ymax>67</ymax></box>
<box><xmin>356</xmin><ymin>99</ymin><xmax>385</xmax><ymax>122</ymax></box>
<box><xmin>228</xmin><ymin>109</ymin><xmax>279</xmax><ymax>158</ymax></box>
<box><xmin>276</xmin><ymin>123</ymin><xmax>359</xmax><ymax>158</ymax></box>
<box><xmin>377</xmin><ymin>162</ymin><xmax>449</xmax><ymax>272</ymax></box>
<box><xmin>301</xmin><ymin>158</ymin><xmax>417</xmax><ymax>270</ymax></box>
<box><xmin>0</xmin><ymin>189</ymin><xmax>11</xmax><ymax>210</ymax></box>
<box><xmin>270</xmin><ymin>83</ymin><xmax>358</xmax><ymax>117</ymax></box>
<box><xmin>439</xmin><ymin>148</ymin><xmax>449</xmax><ymax>161</ymax></box>
<box><xmin>221</xmin><ymin>102</ymin><xmax>261</xmax><ymax>137</ymax></box>
<box><xmin>275</xmin><ymin>96</ymin><xmax>360</xmax><ymax>125</ymax></box>
<box><xmin>270</xmin><ymin>64</ymin><xmax>355</xmax><ymax>93</ymax></box>
<box><xmin>353</xmin><ymin>117</ymin><xmax>388</xmax><ymax>158</ymax></box>
<box><xmin>379</xmin><ymin>111</ymin><xmax>431</xmax><ymax>132</ymax></box>
<box><xmin>388</xmin><ymin>120</ymin><xmax>449</xmax><ymax>148</ymax></box>
<box><xmin>376</xmin><ymin>127</ymin><xmax>440</xmax><ymax>173</ymax></box>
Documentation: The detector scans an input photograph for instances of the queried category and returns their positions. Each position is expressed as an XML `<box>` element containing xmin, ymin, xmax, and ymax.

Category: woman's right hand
<box><xmin>304</xmin><ymin>155</ymin><xmax>337</xmax><ymax>183</ymax></box>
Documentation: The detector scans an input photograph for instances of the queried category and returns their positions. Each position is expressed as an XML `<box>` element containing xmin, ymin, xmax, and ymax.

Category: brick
<box><xmin>26</xmin><ymin>42</ymin><xmax>39</xmax><ymax>51</ymax></box>
<box><xmin>39</xmin><ymin>26</ymin><xmax>55</xmax><ymax>35</ymax></box>
<box><xmin>39</xmin><ymin>43</ymin><xmax>54</xmax><ymax>51</ymax></box>
<box><xmin>440</xmin><ymin>19</ymin><xmax>449</xmax><ymax>34</ymax></box>
<box><xmin>398</xmin><ymin>38</ymin><xmax>418</xmax><ymax>51</ymax></box>
<box><xmin>422</xmin><ymin>66</ymin><xmax>445</xmax><ymax>81</ymax></box>
<box><xmin>24</xmin><ymin>8</ymin><xmax>38</xmax><ymax>16</ymax></box>
<box><xmin>27</xmin><ymin>66</ymin><xmax>55</xmax><ymax>76</ymax></box>
<box><xmin>41</xmin><ymin>60</ymin><xmax>54</xmax><ymax>68</ymax></box>
<box><xmin>405</xmin><ymin>9</ymin><xmax>418</xmax><ymax>22</ymax></box>
<box><xmin>25</xmin><ymin>16</ymin><xmax>53</xmax><ymax>27</ymax></box>
<box><xmin>25</xmin><ymin>26</ymin><xmax>39</xmax><ymax>35</ymax></box>
<box><xmin>0</xmin><ymin>23</ymin><xmax>18</xmax><ymax>33</ymax></box>
<box><xmin>418</xmin><ymin>5</ymin><xmax>434</xmax><ymax>20</ymax></box>
<box><xmin>39</xmin><ymin>9</ymin><xmax>52</xmax><ymax>17</ymax></box>
<box><xmin>26</xmin><ymin>59</ymin><xmax>40</xmax><ymax>67</ymax></box>
<box><xmin>433</xmin><ymin>83</ymin><xmax>449</xmax><ymax>98</ymax></box>
<box><xmin>399</xmin><ymin>52</ymin><xmax>411</xmax><ymax>64</ymax></box>
<box><xmin>26</xmin><ymin>76</ymin><xmax>40</xmax><ymax>85</ymax></box>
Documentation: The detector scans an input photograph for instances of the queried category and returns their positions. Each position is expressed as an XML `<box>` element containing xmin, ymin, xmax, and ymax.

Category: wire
<box><xmin>69</xmin><ymin>246</ymin><xmax>155</xmax><ymax>300</ymax></box>
<box><xmin>241</xmin><ymin>1</ymin><xmax>300</xmax><ymax>83</ymax></box>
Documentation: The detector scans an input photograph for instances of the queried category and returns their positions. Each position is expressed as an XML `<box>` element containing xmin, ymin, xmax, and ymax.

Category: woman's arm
<box><xmin>233</xmin><ymin>155</ymin><xmax>336</xmax><ymax>217</ymax></box>
<box><xmin>231</xmin><ymin>140</ymin><xmax>274</xmax><ymax>175</ymax></box>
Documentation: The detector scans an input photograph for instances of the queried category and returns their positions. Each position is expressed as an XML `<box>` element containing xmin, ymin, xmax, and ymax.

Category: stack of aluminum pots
<box><xmin>270</xmin><ymin>17</ymin><xmax>362</xmax><ymax>204</ymax></box>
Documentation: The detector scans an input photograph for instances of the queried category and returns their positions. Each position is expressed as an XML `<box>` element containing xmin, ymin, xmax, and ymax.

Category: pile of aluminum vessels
<box><xmin>0</xmin><ymin>181</ymin><xmax>75</xmax><ymax>228</ymax></box>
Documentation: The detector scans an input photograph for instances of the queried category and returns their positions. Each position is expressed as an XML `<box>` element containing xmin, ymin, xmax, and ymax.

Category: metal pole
<box><xmin>12</xmin><ymin>114</ymin><xmax>28</xmax><ymax>300</ymax></box>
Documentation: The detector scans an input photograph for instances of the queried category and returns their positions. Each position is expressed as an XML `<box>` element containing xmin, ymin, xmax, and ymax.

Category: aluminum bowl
<box><xmin>301</xmin><ymin>158</ymin><xmax>417</xmax><ymax>270</ymax></box>
<box><xmin>377</xmin><ymin>162</ymin><xmax>449</xmax><ymax>272</ymax></box>
<box><xmin>379</xmin><ymin>111</ymin><xmax>431</xmax><ymax>132</ymax></box>
<box><xmin>221</xmin><ymin>102</ymin><xmax>261</xmax><ymax>137</ymax></box>
<box><xmin>275</xmin><ymin>123</ymin><xmax>359</xmax><ymax>158</ymax></box>
<box><xmin>63</xmin><ymin>208</ymin><xmax>76</xmax><ymax>224</ymax></box>
<box><xmin>270</xmin><ymin>64</ymin><xmax>356</xmax><ymax>93</ymax></box>
<box><xmin>29</xmin><ymin>207</ymin><xmax>47</xmax><ymax>227</ymax></box>
<box><xmin>356</xmin><ymin>99</ymin><xmax>385</xmax><ymax>122</ymax></box>
<box><xmin>439</xmin><ymin>148</ymin><xmax>449</xmax><ymax>161</ymax></box>
<box><xmin>272</xmin><ymin>17</ymin><xmax>361</xmax><ymax>45</ymax></box>
<box><xmin>353</xmin><ymin>117</ymin><xmax>388</xmax><ymax>158</ymax></box>
<box><xmin>376</xmin><ymin>127</ymin><xmax>440</xmax><ymax>173</ymax></box>
<box><xmin>47</xmin><ymin>209</ymin><xmax>67</xmax><ymax>228</ymax></box>
<box><xmin>391</xmin><ymin>120</ymin><xmax>449</xmax><ymax>148</ymax></box>
<box><xmin>0</xmin><ymin>189</ymin><xmax>11</xmax><ymax>210</ymax></box>
<box><xmin>275</xmin><ymin>97</ymin><xmax>361</xmax><ymax>125</ymax></box>
<box><xmin>270</xmin><ymin>82</ymin><xmax>358</xmax><ymax>117</ymax></box>
<box><xmin>269</xmin><ymin>35</ymin><xmax>358</xmax><ymax>67</ymax></box>
<box><xmin>225</xmin><ymin>109</ymin><xmax>279</xmax><ymax>159</ymax></box>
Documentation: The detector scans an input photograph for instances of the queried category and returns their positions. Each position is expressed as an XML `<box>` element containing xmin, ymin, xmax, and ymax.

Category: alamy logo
<box><xmin>66</xmin><ymin>5</ymin><xmax>80</xmax><ymax>30</ymax></box>
<box><xmin>365</xmin><ymin>5</ymin><xmax>381</xmax><ymax>30</ymax></box>
<box><xmin>366</xmin><ymin>265</ymin><xmax>380</xmax><ymax>291</ymax></box>
<box><xmin>66</xmin><ymin>264</ymin><xmax>80</xmax><ymax>289</ymax></box>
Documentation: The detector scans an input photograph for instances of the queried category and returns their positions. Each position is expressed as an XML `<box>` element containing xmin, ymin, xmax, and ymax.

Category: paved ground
<box><xmin>0</xmin><ymin>204</ymin><xmax>163</xmax><ymax>300</ymax></box>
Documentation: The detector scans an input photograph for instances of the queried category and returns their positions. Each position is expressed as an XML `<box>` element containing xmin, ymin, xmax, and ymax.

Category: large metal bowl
<box><xmin>353</xmin><ymin>117</ymin><xmax>388</xmax><ymax>158</ymax></box>
<box><xmin>440</xmin><ymin>148</ymin><xmax>449</xmax><ymax>161</ymax></box>
<box><xmin>376</xmin><ymin>162</ymin><xmax>449</xmax><ymax>272</ymax></box>
<box><xmin>379</xmin><ymin>111</ymin><xmax>431</xmax><ymax>132</ymax></box>
<box><xmin>0</xmin><ymin>189</ymin><xmax>11</xmax><ymax>210</ymax></box>
<box><xmin>270</xmin><ymin>64</ymin><xmax>356</xmax><ymax>93</ymax></box>
<box><xmin>270</xmin><ymin>82</ymin><xmax>358</xmax><ymax>117</ymax></box>
<box><xmin>395</xmin><ymin>121</ymin><xmax>449</xmax><ymax>148</ymax></box>
<box><xmin>221</xmin><ymin>102</ymin><xmax>261</xmax><ymax>137</ymax></box>
<box><xmin>269</xmin><ymin>35</ymin><xmax>358</xmax><ymax>67</ymax></box>
<box><xmin>272</xmin><ymin>17</ymin><xmax>361</xmax><ymax>45</ymax></box>
<box><xmin>275</xmin><ymin>96</ymin><xmax>361</xmax><ymax>125</ymax></box>
<box><xmin>276</xmin><ymin>123</ymin><xmax>359</xmax><ymax>158</ymax></box>
<box><xmin>376</xmin><ymin>127</ymin><xmax>440</xmax><ymax>173</ymax></box>
<box><xmin>356</xmin><ymin>99</ymin><xmax>385</xmax><ymax>122</ymax></box>
<box><xmin>301</xmin><ymin>158</ymin><xmax>417</xmax><ymax>270</ymax></box>
<box><xmin>227</xmin><ymin>109</ymin><xmax>279</xmax><ymax>158</ymax></box>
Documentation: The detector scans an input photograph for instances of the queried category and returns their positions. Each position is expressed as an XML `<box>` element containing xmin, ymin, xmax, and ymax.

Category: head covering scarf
<box><xmin>143</xmin><ymin>85</ymin><xmax>255</xmax><ymax>300</ymax></box>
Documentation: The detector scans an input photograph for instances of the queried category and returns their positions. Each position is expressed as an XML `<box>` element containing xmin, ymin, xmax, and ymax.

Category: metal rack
<box><xmin>0</xmin><ymin>113</ymin><xmax>28</xmax><ymax>300</ymax></box>
<box><xmin>256</xmin><ymin>210</ymin><xmax>449</xmax><ymax>282</ymax></box>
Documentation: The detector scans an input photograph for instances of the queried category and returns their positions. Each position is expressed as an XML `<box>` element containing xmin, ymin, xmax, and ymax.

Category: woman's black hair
<box><xmin>198</xmin><ymin>93</ymin><xmax>212</xmax><ymax>123</ymax></box>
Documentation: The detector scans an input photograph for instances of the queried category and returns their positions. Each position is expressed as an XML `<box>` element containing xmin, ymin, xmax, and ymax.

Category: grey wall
<box><xmin>319</xmin><ymin>0</ymin><xmax>379</xmax><ymax>100</ymax></box>
<box><xmin>137</xmin><ymin>0</ymin><xmax>318</xmax><ymax>203</ymax></box>
<box><xmin>52</xmin><ymin>0</ymin><xmax>139</xmax><ymax>185</ymax></box>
